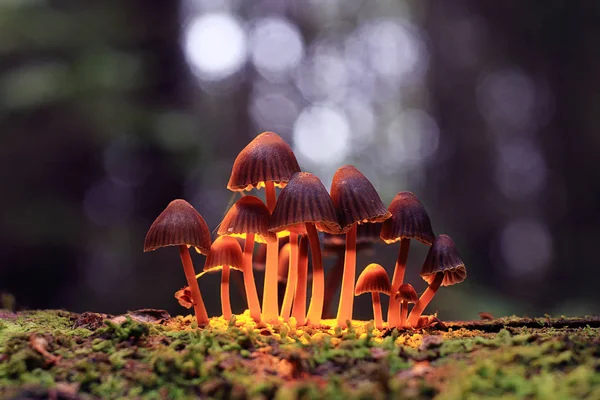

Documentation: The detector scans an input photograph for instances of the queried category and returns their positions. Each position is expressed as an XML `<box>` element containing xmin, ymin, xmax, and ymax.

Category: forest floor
<box><xmin>1</xmin><ymin>309</ymin><xmax>599</xmax><ymax>399</ymax></box>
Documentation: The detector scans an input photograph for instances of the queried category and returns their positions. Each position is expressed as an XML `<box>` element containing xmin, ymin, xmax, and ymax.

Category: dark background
<box><xmin>1</xmin><ymin>0</ymin><xmax>599</xmax><ymax>321</ymax></box>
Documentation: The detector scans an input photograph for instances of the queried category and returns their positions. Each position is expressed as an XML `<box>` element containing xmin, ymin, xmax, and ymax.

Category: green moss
<box><xmin>1</xmin><ymin>311</ymin><xmax>599</xmax><ymax>399</ymax></box>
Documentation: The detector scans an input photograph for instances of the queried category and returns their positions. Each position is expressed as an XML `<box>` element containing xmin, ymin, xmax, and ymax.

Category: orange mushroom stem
<box><xmin>243</xmin><ymin>235</ymin><xmax>262</xmax><ymax>322</ymax></box>
<box><xmin>336</xmin><ymin>223</ymin><xmax>357</xmax><ymax>327</ymax></box>
<box><xmin>372</xmin><ymin>292</ymin><xmax>384</xmax><ymax>330</ymax></box>
<box><xmin>179</xmin><ymin>246</ymin><xmax>209</xmax><ymax>326</ymax></box>
<box><xmin>262</xmin><ymin>181</ymin><xmax>280</xmax><ymax>323</ymax></box>
<box><xmin>305</xmin><ymin>223</ymin><xmax>325</xmax><ymax>326</ymax></box>
<box><xmin>291</xmin><ymin>235</ymin><xmax>309</xmax><ymax>325</ymax></box>
<box><xmin>280</xmin><ymin>232</ymin><xmax>298</xmax><ymax>321</ymax></box>
<box><xmin>406</xmin><ymin>272</ymin><xmax>443</xmax><ymax>327</ymax></box>
<box><xmin>221</xmin><ymin>265</ymin><xmax>232</xmax><ymax>320</ymax></box>
<box><xmin>387</xmin><ymin>238</ymin><xmax>410</xmax><ymax>326</ymax></box>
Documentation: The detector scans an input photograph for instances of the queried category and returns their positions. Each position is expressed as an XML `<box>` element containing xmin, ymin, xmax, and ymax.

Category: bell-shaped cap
<box><xmin>420</xmin><ymin>234</ymin><xmax>467</xmax><ymax>286</ymax></box>
<box><xmin>144</xmin><ymin>199</ymin><xmax>211</xmax><ymax>254</ymax></box>
<box><xmin>355</xmin><ymin>263</ymin><xmax>391</xmax><ymax>295</ymax></box>
<box><xmin>218</xmin><ymin>196</ymin><xmax>276</xmax><ymax>243</ymax></box>
<box><xmin>330</xmin><ymin>165</ymin><xmax>391</xmax><ymax>232</ymax></box>
<box><xmin>227</xmin><ymin>131</ymin><xmax>301</xmax><ymax>191</ymax></box>
<box><xmin>395</xmin><ymin>283</ymin><xmax>418</xmax><ymax>303</ymax></box>
<box><xmin>380</xmin><ymin>192</ymin><xmax>435</xmax><ymax>245</ymax></box>
<box><xmin>322</xmin><ymin>223</ymin><xmax>382</xmax><ymax>256</ymax></box>
<box><xmin>204</xmin><ymin>236</ymin><xmax>244</xmax><ymax>272</ymax></box>
<box><xmin>269</xmin><ymin>172</ymin><xmax>341</xmax><ymax>234</ymax></box>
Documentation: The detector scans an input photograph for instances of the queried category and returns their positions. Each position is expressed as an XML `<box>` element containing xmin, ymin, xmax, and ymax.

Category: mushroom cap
<box><xmin>322</xmin><ymin>223</ymin><xmax>382</xmax><ymax>256</ymax></box>
<box><xmin>144</xmin><ymin>199</ymin><xmax>211</xmax><ymax>254</ymax></box>
<box><xmin>227</xmin><ymin>131</ymin><xmax>301</xmax><ymax>191</ymax></box>
<box><xmin>380</xmin><ymin>192</ymin><xmax>435</xmax><ymax>245</ymax></box>
<box><xmin>395</xmin><ymin>283</ymin><xmax>418</xmax><ymax>303</ymax></box>
<box><xmin>330</xmin><ymin>165</ymin><xmax>391</xmax><ymax>232</ymax></box>
<box><xmin>204</xmin><ymin>236</ymin><xmax>244</xmax><ymax>272</ymax></box>
<box><xmin>354</xmin><ymin>263</ymin><xmax>391</xmax><ymax>295</ymax></box>
<box><xmin>269</xmin><ymin>172</ymin><xmax>341</xmax><ymax>235</ymax></box>
<box><xmin>218</xmin><ymin>196</ymin><xmax>276</xmax><ymax>244</ymax></box>
<box><xmin>420</xmin><ymin>234</ymin><xmax>467</xmax><ymax>286</ymax></box>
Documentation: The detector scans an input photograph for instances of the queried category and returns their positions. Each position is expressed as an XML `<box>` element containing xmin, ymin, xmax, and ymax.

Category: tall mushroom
<box><xmin>218</xmin><ymin>195</ymin><xmax>276</xmax><ymax>322</ymax></box>
<box><xmin>269</xmin><ymin>172</ymin><xmax>341</xmax><ymax>326</ymax></box>
<box><xmin>322</xmin><ymin>223</ymin><xmax>382</xmax><ymax>318</ymax></box>
<box><xmin>203</xmin><ymin>236</ymin><xmax>244</xmax><ymax>321</ymax></box>
<box><xmin>227</xmin><ymin>132</ymin><xmax>301</xmax><ymax>322</ymax></box>
<box><xmin>406</xmin><ymin>234</ymin><xmax>467</xmax><ymax>327</ymax></box>
<box><xmin>380</xmin><ymin>192</ymin><xmax>435</xmax><ymax>327</ymax></box>
<box><xmin>354</xmin><ymin>263</ymin><xmax>391</xmax><ymax>330</ymax></box>
<box><xmin>395</xmin><ymin>283</ymin><xmax>418</xmax><ymax>328</ymax></box>
<box><xmin>144</xmin><ymin>199</ymin><xmax>211</xmax><ymax>327</ymax></box>
<box><xmin>331</xmin><ymin>165</ymin><xmax>391</xmax><ymax>328</ymax></box>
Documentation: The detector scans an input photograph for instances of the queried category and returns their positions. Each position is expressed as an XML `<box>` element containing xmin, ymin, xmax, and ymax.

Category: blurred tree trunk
<box><xmin>423</xmin><ymin>0</ymin><xmax>600</xmax><ymax>310</ymax></box>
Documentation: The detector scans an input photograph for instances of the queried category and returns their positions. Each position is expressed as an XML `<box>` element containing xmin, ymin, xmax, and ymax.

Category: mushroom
<box><xmin>380</xmin><ymin>192</ymin><xmax>435</xmax><ymax>327</ymax></box>
<box><xmin>406</xmin><ymin>234</ymin><xmax>467</xmax><ymax>327</ymax></box>
<box><xmin>291</xmin><ymin>235</ymin><xmax>309</xmax><ymax>325</ymax></box>
<box><xmin>227</xmin><ymin>132</ymin><xmax>301</xmax><ymax>322</ymax></box>
<box><xmin>330</xmin><ymin>165</ymin><xmax>391</xmax><ymax>328</ymax></box>
<box><xmin>203</xmin><ymin>236</ymin><xmax>244</xmax><ymax>321</ymax></box>
<box><xmin>218</xmin><ymin>195</ymin><xmax>276</xmax><ymax>322</ymax></box>
<box><xmin>144</xmin><ymin>199</ymin><xmax>211</xmax><ymax>327</ymax></box>
<box><xmin>354</xmin><ymin>263</ymin><xmax>391</xmax><ymax>330</ymax></box>
<box><xmin>322</xmin><ymin>223</ymin><xmax>382</xmax><ymax>318</ymax></box>
<box><xmin>395</xmin><ymin>283</ymin><xmax>418</xmax><ymax>328</ymax></box>
<box><xmin>269</xmin><ymin>172</ymin><xmax>341</xmax><ymax>326</ymax></box>
<box><xmin>278</xmin><ymin>242</ymin><xmax>293</xmax><ymax>318</ymax></box>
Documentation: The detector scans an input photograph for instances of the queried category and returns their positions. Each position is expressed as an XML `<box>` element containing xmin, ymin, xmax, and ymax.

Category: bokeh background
<box><xmin>2</xmin><ymin>0</ymin><xmax>599</xmax><ymax>321</ymax></box>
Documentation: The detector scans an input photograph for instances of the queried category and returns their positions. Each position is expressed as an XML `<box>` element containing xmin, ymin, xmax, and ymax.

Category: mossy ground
<box><xmin>1</xmin><ymin>310</ymin><xmax>599</xmax><ymax>399</ymax></box>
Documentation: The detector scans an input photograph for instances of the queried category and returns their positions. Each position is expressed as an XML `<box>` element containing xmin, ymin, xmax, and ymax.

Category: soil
<box><xmin>1</xmin><ymin>309</ymin><xmax>599</xmax><ymax>399</ymax></box>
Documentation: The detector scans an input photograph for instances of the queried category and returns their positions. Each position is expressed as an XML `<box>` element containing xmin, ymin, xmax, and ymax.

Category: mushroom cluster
<box><xmin>144</xmin><ymin>132</ymin><xmax>467</xmax><ymax>330</ymax></box>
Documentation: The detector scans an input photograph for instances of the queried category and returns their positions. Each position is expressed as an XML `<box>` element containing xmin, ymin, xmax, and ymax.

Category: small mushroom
<box><xmin>227</xmin><ymin>132</ymin><xmax>301</xmax><ymax>323</ymax></box>
<box><xmin>144</xmin><ymin>199</ymin><xmax>211</xmax><ymax>327</ymax></box>
<box><xmin>203</xmin><ymin>236</ymin><xmax>244</xmax><ymax>321</ymax></box>
<box><xmin>269</xmin><ymin>172</ymin><xmax>341</xmax><ymax>326</ymax></box>
<box><xmin>354</xmin><ymin>263</ymin><xmax>391</xmax><ymax>330</ymax></box>
<box><xmin>330</xmin><ymin>165</ymin><xmax>391</xmax><ymax>328</ymax></box>
<box><xmin>395</xmin><ymin>283</ymin><xmax>418</xmax><ymax>328</ymax></box>
<box><xmin>380</xmin><ymin>192</ymin><xmax>435</xmax><ymax>327</ymax></box>
<box><xmin>218</xmin><ymin>195</ymin><xmax>276</xmax><ymax>322</ymax></box>
<box><xmin>406</xmin><ymin>234</ymin><xmax>467</xmax><ymax>327</ymax></box>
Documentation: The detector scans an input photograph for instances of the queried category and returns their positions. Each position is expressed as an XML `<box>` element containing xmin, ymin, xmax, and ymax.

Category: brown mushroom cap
<box><xmin>395</xmin><ymin>283</ymin><xmax>418</xmax><ymax>303</ymax></box>
<box><xmin>420</xmin><ymin>234</ymin><xmax>467</xmax><ymax>286</ymax></box>
<box><xmin>218</xmin><ymin>196</ymin><xmax>276</xmax><ymax>243</ymax></box>
<box><xmin>380</xmin><ymin>192</ymin><xmax>435</xmax><ymax>245</ymax></box>
<box><xmin>204</xmin><ymin>236</ymin><xmax>244</xmax><ymax>272</ymax></box>
<box><xmin>144</xmin><ymin>199</ymin><xmax>211</xmax><ymax>254</ymax></box>
<box><xmin>322</xmin><ymin>223</ymin><xmax>382</xmax><ymax>256</ymax></box>
<box><xmin>269</xmin><ymin>172</ymin><xmax>341</xmax><ymax>235</ymax></box>
<box><xmin>354</xmin><ymin>263</ymin><xmax>391</xmax><ymax>295</ymax></box>
<box><xmin>330</xmin><ymin>165</ymin><xmax>391</xmax><ymax>232</ymax></box>
<box><xmin>227</xmin><ymin>131</ymin><xmax>301</xmax><ymax>191</ymax></box>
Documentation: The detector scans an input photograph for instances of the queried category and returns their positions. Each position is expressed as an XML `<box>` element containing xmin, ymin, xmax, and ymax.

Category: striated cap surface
<box><xmin>380</xmin><ymin>192</ymin><xmax>435</xmax><ymax>245</ymax></box>
<box><xmin>204</xmin><ymin>236</ymin><xmax>244</xmax><ymax>272</ymax></box>
<box><xmin>330</xmin><ymin>165</ymin><xmax>391</xmax><ymax>231</ymax></box>
<box><xmin>420</xmin><ymin>234</ymin><xmax>467</xmax><ymax>286</ymax></box>
<box><xmin>269</xmin><ymin>172</ymin><xmax>341</xmax><ymax>234</ymax></box>
<box><xmin>355</xmin><ymin>263</ymin><xmax>391</xmax><ymax>295</ymax></box>
<box><xmin>227</xmin><ymin>131</ymin><xmax>301</xmax><ymax>191</ymax></box>
<box><xmin>395</xmin><ymin>283</ymin><xmax>418</xmax><ymax>303</ymax></box>
<box><xmin>218</xmin><ymin>196</ymin><xmax>276</xmax><ymax>243</ymax></box>
<box><xmin>144</xmin><ymin>199</ymin><xmax>211</xmax><ymax>254</ymax></box>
